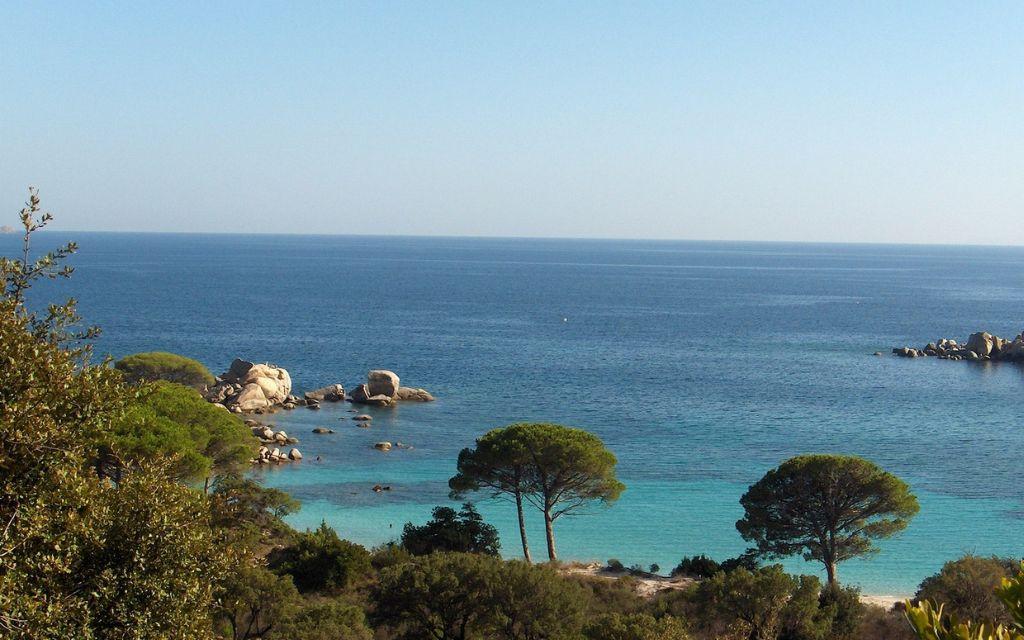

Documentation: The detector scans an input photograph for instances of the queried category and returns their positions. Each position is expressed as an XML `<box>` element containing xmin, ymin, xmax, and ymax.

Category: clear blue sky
<box><xmin>1</xmin><ymin>2</ymin><xmax>1021</xmax><ymax>243</ymax></box>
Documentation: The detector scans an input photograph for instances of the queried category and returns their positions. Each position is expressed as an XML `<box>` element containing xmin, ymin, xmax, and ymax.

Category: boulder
<box><xmin>395</xmin><ymin>387</ymin><xmax>435</xmax><ymax>402</ymax></box>
<box><xmin>367</xmin><ymin>370</ymin><xmax>400</xmax><ymax>398</ymax></box>
<box><xmin>288</xmin><ymin>448</ymin><xmax>302</xmax><ymax>461</ymax></box>
<box><xmin>312</xmin><ymin>427</ymin><xmax>334</xmax><ymax>434</ymax></box>
<box><xmin>274</xmin><ymin>431</ymin><xmax>288</xmax><ymax>443</ymax></box>
<box><xmin>374</xmin><ymin>441</ymin><xmax>392</xmax><ymax>451</ymax></box>
<box><xmin>353</xmin><ymin>414</ymin><xmax>373</xmax><ymax>422</ymax></box>
<box><xmin>260</xmin><ymin>427</ymin><xmax>275</xmax><ymax>440</ymax></box>
<box><xmin>350</xmin><ymin>384</ymin><xmax>394</xmax><ymax>406</ymax></box>
<box><xmin>305</xmin><ymin>384</ymin><xmax>345</xmax><ymax>402</ymax></box>
<box><xmin>206</xmin><ymin>359</ymin><xmax>292</xmax><ymax>412</ymax></box>
<box><xmin>966</xmin><ymin>332</ymin><xmax>996</xmax><ymax>357</ymax></box>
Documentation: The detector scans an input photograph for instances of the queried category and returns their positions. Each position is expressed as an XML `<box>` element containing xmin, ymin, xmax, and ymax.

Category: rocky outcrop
<box><xmin>349</xmin><ymin>384</ymin><xmax>394</xmax><ymax>406</ymax></box>
<box><xmin>205</xmin><ymin>359</ymin><xmax>292</xmax><ymax>413</ymax></box>
<box><xmin>892</xmin><ymin>331</ymin><xmax>1024</xmax><ymax>362</ymax></box>
<box><xmin>304</xmin><ymin>384</ymin><xmax>345</xmax><ymax>402</ymax></box>
<box><xmin>349</xmin><ymin>370</ymin><xmax>435</xmax><ymax>405</ymax></box>
<box><xmin>368</xmin><ymin>370</ymin><xmax>400</xmax><ymax>397</ymax></box>
<box><xmin>395</xmin><ymin>387</ymin><xmax>435</xmax><ymax>402</ymax></box>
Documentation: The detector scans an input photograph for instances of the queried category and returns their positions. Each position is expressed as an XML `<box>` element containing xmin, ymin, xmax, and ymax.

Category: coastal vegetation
<box><xmin>1</xmin><ymin>191</ymin><xmax>1018</xmax><ymax>640</ymax></box>
<box><xmin>450</xmin><ymin>422</ymin><xmax>624</xmax><ymax>562</ymax></box>
<box><xmin>115</xmin><ymin>351</ymin><xmax>215</xmax><ymax>389</ymax></box>
<box><xmin>737</xmin><ymin>454</ymin><xmax>920</xmax><ymax>586</ymax></box>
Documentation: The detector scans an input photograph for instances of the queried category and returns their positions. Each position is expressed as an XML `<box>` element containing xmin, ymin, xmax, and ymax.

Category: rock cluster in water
<box><xmin>203</xmin><ymin>360</ymin><xmax>434</xmax><ymax>414</ymax></box>
<box><xmin>893</xmin><ymin>331</ymin><xmax>1024</xmax><ymax>362</ymax></box>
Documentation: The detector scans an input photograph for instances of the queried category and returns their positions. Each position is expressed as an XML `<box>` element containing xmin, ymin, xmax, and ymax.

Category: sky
<box><xmin>1</xmin><ymin>2</ymin><xmax>1022</xmax><ymax>243</ymax></box>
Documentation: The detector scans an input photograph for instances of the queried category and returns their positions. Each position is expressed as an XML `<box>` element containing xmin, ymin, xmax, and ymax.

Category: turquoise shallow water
<box><xmin>6</xmin><ymin>233</ymin><xmax>1023</xmax><ymax>594</ymax></box>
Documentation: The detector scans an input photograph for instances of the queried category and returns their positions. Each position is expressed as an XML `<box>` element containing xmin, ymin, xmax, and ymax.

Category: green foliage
<box><xmin>270</xmin><ymin>522</ymin><xmax>371</xmax><ymax>593</ymax></box>
<box><xmin>0</xmin><ymin>192</ymin><xmax>227</xmax><ymax>639</ymax></box>
<box><xmin>209</xmin><ymin>474</ymin><xmax>300</xmax><ymax>549</ymax></box>
<box><xmin>673</xmin><ymin>555</ymin><xmax>722</xmax><ymax>578</ymax></box>
<box><xmin>401</xmin><ymin>503</ymin><xmax>501</xmax><ymax>556</ymax></box>
<box><xmin>110</xmin><ymin>381</ymin><xmax>253</xmax><ymax>482</ymax></box>
<box><xmin>453</xmin><ymin>422</ymin><xmax>624</xmax><ymax>562</ymax></box>
<box><xmin>373</xmin><ymin>552</ymin><xmax>588</xmax><ymax>640</ymax></box>
<box><xmin>450</xmin><ymin>425</ymin><xmax>539</xmax><ymax>562</ymax></box>
<box><xmin>737</xmin><ymin>454</ymin><xmax>919</xmax><ymax>585</ymax></box>
<box><xmin>916</xmin><ymin>556</ymin><xmax>1020</xmax><ymax>627</ymax></box>
<box><xmin>692</xmin><ymin>565</ymin><xmax>849</xmax><ymax>640</ymax></box>
<box><xmin>215</xmin><ymin>563</ymin><xmax>302</xmax><ymax>640</ymax></box>
<box><xmin>116</xmin><ymin>351</ymin><xmax>215</xmax><ymax>389</ymax></box>
<box><xmin>270</xmin><ymin>599</ymin><xmax>373</xmax><ymax>640</ymax></box>
<box><xmin>817</xmin><ymin>582</ymin><xmax>866</xmax><ymax>640</ymax></box>
<box><xmin>585</xmin><ymin>613</ymin><xmax>690</xmax><ymax>640</ymax></box>
<box><xmin>904</xmin><ymin>563</ymin><xmax>1024</xmax><ymax>640</ymax></box>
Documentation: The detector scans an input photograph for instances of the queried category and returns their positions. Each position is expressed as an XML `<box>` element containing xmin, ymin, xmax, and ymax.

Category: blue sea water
<box><xmin>6</xmin><ymin>232</ymin><xmax>1024</xmax><ymax>595</ymax></box>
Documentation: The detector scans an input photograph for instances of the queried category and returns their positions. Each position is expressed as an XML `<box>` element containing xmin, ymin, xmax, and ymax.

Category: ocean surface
<box><xmin>6</xmin><ymin>232</ymin><xmax>1024</xmax><ymax>595</ymax></box>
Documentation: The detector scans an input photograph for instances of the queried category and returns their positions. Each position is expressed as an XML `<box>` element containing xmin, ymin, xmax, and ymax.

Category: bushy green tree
<box><xmin>110</xmin><ymin>381</ymin><xmax>253</xmax><ymax>483</ymax></box>
<box><xmin>0</xmin><ymin>190</ymin><xmax>226</xmax><ymax>639</ymax></box>
<box><xmin>401</xmin><ymin>503</ymin><xmax>500</xmax><ymax>556</ymax></box>
<box><xmin>215</xmin><ymin>563</ymin><xmax>302</xmax><ymax>640</ymax></box>
<box><xmin>270</xmin><ymin>599</ymin><xmax>373</xmax><ymax>640</ymax></box>
<box><xmin>904</xmin><ymin>563</ymin><xmax>1024</xmax><ymax>639</ymax></box>
<box><xmin>209</xmin><ymin>474</ymin><xmax>300</xmax><ymax>549</ymax></box>
<box><xmin>694</xmin><ymin>565</ymin><xmax>827</xmax><ymax>640</ymax></box>
<box><xmin>116</xmin><ymin>351</ymin><xmax>215</xmax><ymax>389</ymax></box>
<box><xmin>487</xmin><ymin>560</ymin><xmax>587</xmax><ymax>640</ymax></box>
<box><xmin>585</xmin><ymin>613</ymin><xmax>690</xmax><ymax>640</ymax></box>
<box><xmin>270</xmin><ymin>522</ymin><xmax>371</xmax><ymax>593</ymax></box>
<box><xmin>374</xmin><ymin>552</ymin><xmax>588</xmax><ymax>640</ymax></box>
<box><xmin>737</xmin><ymin>454</ymin><xmax>919</xmax><ymax>585</ymax></box>
<box><xmin>915</xmin><ymin>556</ymin><xmax>1020</xmax><ymax>627</ymax></box>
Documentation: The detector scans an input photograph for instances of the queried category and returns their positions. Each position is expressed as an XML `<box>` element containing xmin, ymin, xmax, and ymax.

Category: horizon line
<box><xmin>11</xmin><ymin>228</ymin><xmax>1024</xmax><ymax>251</ymax></box>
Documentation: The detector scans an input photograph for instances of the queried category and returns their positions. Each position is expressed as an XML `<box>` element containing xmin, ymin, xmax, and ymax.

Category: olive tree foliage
<box><xmin>737</xmin><ymin>454</ymin><xmax>919</xmax><ymax>586</ymax></box>
<box><xmin>905</xmin><ymin>563</ymin><xmax>1024</xmax><ymax>640</ymax></box>
<box><xmin>451</xmin><ymin>423</ymin><xmax>624</xmax><ymax>562</ymax></box>
<box><xmin>0</xmin><ymin>189</ymin><xmax>225</xmax><ymax>639</ymax></box>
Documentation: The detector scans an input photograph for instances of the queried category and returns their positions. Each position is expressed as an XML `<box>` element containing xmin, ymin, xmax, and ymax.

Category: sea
<box><xmin>6</xmin><ymin>231</ymin><xmax>1023</xmax><ymax>595</ymax></box>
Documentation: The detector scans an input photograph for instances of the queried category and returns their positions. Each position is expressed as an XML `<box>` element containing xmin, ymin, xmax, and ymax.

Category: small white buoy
<box><xmin>563</xmin><ymin>317</ymin><xmax>568</xmax><ymax>322</ymax></box>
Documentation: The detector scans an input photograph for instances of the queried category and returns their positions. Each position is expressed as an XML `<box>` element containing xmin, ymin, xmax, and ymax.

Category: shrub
<box><xmin>400</xmin><ymin>503</ymin><xmax>500</xmax><ymax>556</ymax></box>
<box><xmin>585</xmin><ymin>612</ymin><xmax>690</xmax><ymax>640</ymax></box>
<box><xmin>270</xmin><ymin>522</ymin><xmax>371</xmax><ymax>593</ymax></box>
<box><xmin>650</xmin><ymin>563</ymin><xmax>661</xmax><ymax>574</ymax></box>
<box><xmin>607</xmin><ymin>558</ymin><xmax>626</xmax><ymax>572</ymax></box>
<box><xmin>116</xmin><ymin>351</ymin><xmax>215</xmax><ymax>389</ymax></box>
<box><xmin>852</xmin><ymin>605</ymin><xmax>916</xmax><ymax>640</ymax></box>
<box><xmin>672</xmin><ymin>554</ymin><xmax>721</xmax><ymax>578</ymax></box>
<box><xmin>110</xmin><ymin>381</ymin><xmax>253</xmax><ymax>481</ymax></box>
<box><xmin>914</xmin><ymin>555</ymin><xmax>1019</xmax><ymax>626</ymax></box>
<box><xmin>271</xmin><ymin>599</ymin><xmax>373</xmax><ymax>640</ymax></box>
<box><xmin>373</xmin><ymin>552</ymin><xmax>588</xmax><ymax>640</ymax></box>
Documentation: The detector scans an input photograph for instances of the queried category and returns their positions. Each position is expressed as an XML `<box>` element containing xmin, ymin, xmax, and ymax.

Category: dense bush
<box><xmin>401</xmin><ymin>503</ymin><xmax>500</xmax><ymax>556</ymax></box>
<box><xmin>673</xmin><ymin>555</ymin><xmax>722</xmax><ymax>578</ymax></box>
<box><xmin>693</xmin><ymin>565</ymin><xmax>841</xmax><ymax>640</ymax></box>
<box><xmin>270</xmin><ymin>522</ymin><xmax>371</xmax><ymax>593</ymax></box>
<box><xmin>116</xmin><ymin>351</ymin><xmax>215</xmax><ymax>389</ymax></box>
<box><xmin>585</xmin><ymin>613</ymin><xmax>690</xmax><ymax>640</ymax></box>
<box><xmin>111</xmin><ymin>381</ymin><xmax>253</xmax><ymax>482</ymax></box>
<box><xmin>914</xmin><ymin>555</ymin><xmax>1020</xmax><ymax>626</ymax></box>
<box><xmin>271</xmin><ymin>599</ymin><xmax>373</xmax><ymax>640</ymax></box>
<box><xmin>374</xmin><ymin>552</ymin><xmax>589</xmax><ymax>640</ymax></box>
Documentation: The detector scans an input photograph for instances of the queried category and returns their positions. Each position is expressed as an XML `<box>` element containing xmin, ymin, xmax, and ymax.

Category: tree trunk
<box><xmin>515</xmin><ymin>491</ymin><xmax>532</xmax><ymax>563</ymax></box>
<box><xmin>543</xmin><ymin>509</ymin><xmax>557</xmax><ymax>562</ymax></box>
<box><xmin>825</xmin><ymin>559</ymin><xmax>838</xmax><ymax>586</ymax></box>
